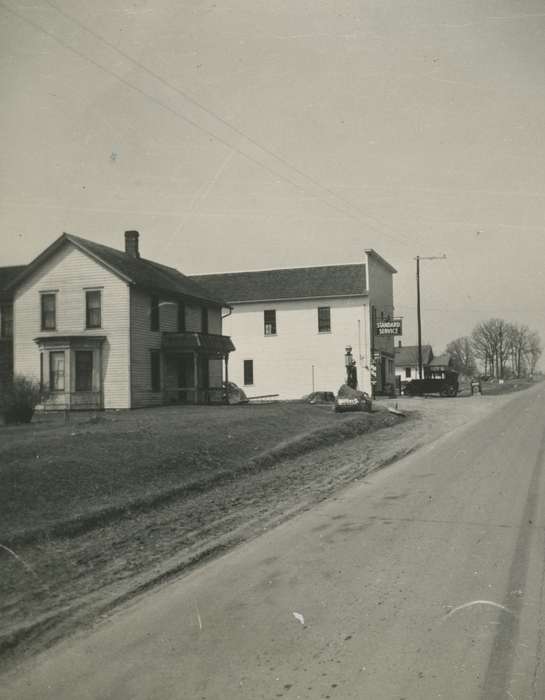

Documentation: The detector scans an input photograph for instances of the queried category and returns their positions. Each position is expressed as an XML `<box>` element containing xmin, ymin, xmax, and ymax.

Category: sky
<box><xmin>1</xmin><ymin>0</ymin><xmax>545</xmax><ymax>352</ymax></box>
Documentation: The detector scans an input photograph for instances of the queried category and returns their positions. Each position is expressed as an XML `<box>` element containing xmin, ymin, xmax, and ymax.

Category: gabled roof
<box><xmin>7</xmin><ymin>234</ymin><xmax>227</xmax><ymax>307</ymax></box>
<box><xmin>429</xmin><ymin>353</ymin><xmax>453</xmax><ymax>368</ymax></box>
<box><xmin>190</xmin><ymin>263</ymin><xmax>368</xmax><ymax>303</ymax></box>
<box><xmin>0</xmin><ymin>265</ymin><xmax>27</xmax><ymax>301</ymax></box>
<box><xmin>395</xmin><ymin>345</ymin><xmax>434</xmax><ymax>367</ymax></box>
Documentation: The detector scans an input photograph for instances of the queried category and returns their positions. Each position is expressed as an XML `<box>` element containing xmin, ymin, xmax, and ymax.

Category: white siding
<box><xmin>223</xmin><ymin>296</ymin><xmax>370</xmax><ymax>400</ymax></box>
<box><xmin>14</xmin><ymin>244</ymin><xmax>131</xmax><ymax>409</ymax></box>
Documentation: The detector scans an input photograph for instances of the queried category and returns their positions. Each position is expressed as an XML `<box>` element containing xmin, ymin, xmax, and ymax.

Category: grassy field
<box><xmin>0</xmin><ymin>402</ymin><xmax>395</xmax><ymax>544</ymax></box>
<box><xmin>457</xmin><ymin>376</ymin><xmax>539</xmax><ymax>397</ymax></box>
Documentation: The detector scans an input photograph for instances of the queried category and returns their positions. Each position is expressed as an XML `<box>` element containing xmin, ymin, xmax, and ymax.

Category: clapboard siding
<box><xmin>130</xmin><ymin>289</ymin><xmax>164</xmax><ymax>408</ymax></box>
<box><xmin>222</xmin><ymin>296</ymin><xmax>370</xmax><ymax>399</ymax></box>
<box><xmin>14</xmin><ymin>244</ymin><xmax>131</xmax><ymax>409</ymax></box>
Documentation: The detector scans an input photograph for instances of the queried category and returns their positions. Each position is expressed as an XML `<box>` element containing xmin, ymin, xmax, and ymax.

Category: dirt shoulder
<box><xmin>0</xmin><ymin>391</ymin><xmax>524</xmax><ymax>673</ymax></box>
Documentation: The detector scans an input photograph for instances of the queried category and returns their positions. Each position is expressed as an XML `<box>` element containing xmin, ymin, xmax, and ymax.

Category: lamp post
<box><xmin>415</xmin><ymin>254</ymin><xmax>447</xmax><ymax>379</ymax></box>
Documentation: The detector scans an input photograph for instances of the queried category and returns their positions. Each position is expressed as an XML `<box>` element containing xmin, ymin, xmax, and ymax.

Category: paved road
<box><xmin>4</xmin><ymin>386</ymin><xmax>545</xmax><ymax>700</ymax></box>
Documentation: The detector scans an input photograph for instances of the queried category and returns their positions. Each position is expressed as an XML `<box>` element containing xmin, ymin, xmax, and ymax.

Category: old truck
<box><xmin>403</xmin><ymin>369</ymin><xmax>459</xmax><ymax>397</ymax></box>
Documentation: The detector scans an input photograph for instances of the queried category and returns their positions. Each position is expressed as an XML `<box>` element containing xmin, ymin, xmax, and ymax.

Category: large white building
<box><xmin>192</xmin><ymin>250</ymin><xmax>397</xmax><ymax>400</ymax></box>
<box><xmin>7</xmin><ymin>232</ymin><xmax>234</xmax><ymax>410</ymax></box>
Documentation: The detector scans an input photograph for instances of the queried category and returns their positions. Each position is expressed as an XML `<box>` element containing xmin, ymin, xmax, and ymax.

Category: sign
<box><xmin>375</xmin><ymin>319</ymin><xmax>402</xmax><ymax>336</ymax></box>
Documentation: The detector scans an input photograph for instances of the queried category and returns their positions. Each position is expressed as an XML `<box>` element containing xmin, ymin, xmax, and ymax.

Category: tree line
<box><xmin>446</xmin><ymin>319</ymin><xmax>542</xmax><ymax>379</ymax></box>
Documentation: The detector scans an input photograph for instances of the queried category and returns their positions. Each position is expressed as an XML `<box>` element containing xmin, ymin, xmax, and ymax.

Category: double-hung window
<box><xmin>317</xmin><ymin>306</ymin><xmax>331</xmax><ymax>333</ymax></box>
<box><xmin>75</xmin><ymin>351</ymin><xmax>93</xmax><ymax>392</ymax></box>
<box><xmin>243</xmin><ymin>359</ymin><xmax>254</xmax><ymax>386</ymax></box>
<box><xmin>41</xmin><ymin>293</ymin><xmax>56</xmax><ymax>331</ymax></box>
<box><xmin>178</xmin><ymin>302</ymin><xmax>186</xmax><ymax>332</ymax></box>
<box><xmin>264</xmin><ymin>309</ymin><xmax>276</xmax><ymax>336</ymax></box>
<box><xmin>49</xmin><ymin>351</ymin><xmax>65</xmax><ymax>391</ymax></box>
<box><xmin>201</xmin><ymin>306</ymin><xmax>209</xmax><ymax>334</ymax></box>
<box><xmin>0</xmin><ymin>304</ymin><xmax>13</xmax><ymax>338</ymax></box>
<box><xmin>85</xmin><ymin>290</ymin><xmax>101</xmax><ymax>329</ymax></box>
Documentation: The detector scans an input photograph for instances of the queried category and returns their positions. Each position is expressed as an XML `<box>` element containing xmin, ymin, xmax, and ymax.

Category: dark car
<box><xmin>403</xmin><ymin>369</ymin><xmax>459</xmax><ymax>397</ymax></box>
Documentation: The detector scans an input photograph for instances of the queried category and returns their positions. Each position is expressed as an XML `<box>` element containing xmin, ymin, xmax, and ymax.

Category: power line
<box><xmin>45</xmin><ymin>0</ymin><xmax>410</xmax><ymax>248</ymax></box>
<box><xmin>1</xmin><ymin>0</ymin><xmax>410</xmax><ymax>250</ymax></box>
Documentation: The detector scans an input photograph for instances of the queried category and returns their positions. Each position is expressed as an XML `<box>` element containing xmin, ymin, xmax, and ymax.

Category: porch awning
<box><xmin>162</xmin><ymin>332</ymin><xmax>235</xmax><ymax>355</ymax></box>
<box><xmin>34</xmin><ymin>335</ymin><xmax>106</xmax><ymax>348</ymax></box>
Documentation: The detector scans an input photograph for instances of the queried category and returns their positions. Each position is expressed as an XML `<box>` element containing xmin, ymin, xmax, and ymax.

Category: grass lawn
<box><xmin>0</xmin><ymin>402</ymin><xmax>393</xmax><ymax>543</ymax></box>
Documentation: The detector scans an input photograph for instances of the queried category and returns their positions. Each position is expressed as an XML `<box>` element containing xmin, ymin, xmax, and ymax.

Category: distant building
<box><xmin>6</xmin><ymin>232</ymin><xmax>234</xmax><ymax>410</ymax></box>
<box><xmin>0</xmin><ymin>265</ymin><xmax>26</xmax><ymax>396</ymax></box>
<box><xmin>191</xmin><ymin>250</ymin><xmax>397</xmax><ymax>399</ymax></box>
<box><xmin>394</xmin><ymin>343</ymin><xmax>434</xmax><ymax>390</ymax></box>
<box><xmin>428</xmin><ymin>353</ymin><xmax>454</xmax><ymax>374</ymax></box>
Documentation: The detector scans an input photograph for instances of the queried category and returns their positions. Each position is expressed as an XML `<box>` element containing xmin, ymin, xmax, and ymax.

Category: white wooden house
<box><xmin>7</xmin><ymin>232</ymin><xmax>234</xmax><ymax>410</ymax></box>
<box><xmin>394</xmin><ymin>343</ymin><xmax>434</xmax><ymax>391</ymax></box>
<box><xmin>191</xmin><ymin>250</ymin><xmax>397</xmax><ymax>399</ymax></box>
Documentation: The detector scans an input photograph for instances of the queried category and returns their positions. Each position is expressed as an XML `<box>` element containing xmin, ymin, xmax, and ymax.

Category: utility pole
<box><xmin>415</xmin><ymin>254</ymin><xmax>447</xmax><ymax>379</ymax></box>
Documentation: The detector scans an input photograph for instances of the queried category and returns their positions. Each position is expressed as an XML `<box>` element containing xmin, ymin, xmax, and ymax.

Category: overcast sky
<box><xmin>2</xmin><ymin>0</ymin><xmax>545</xmax><ymax>352</ymax></box>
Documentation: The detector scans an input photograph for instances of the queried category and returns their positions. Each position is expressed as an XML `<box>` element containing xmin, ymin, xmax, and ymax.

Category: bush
<box><xmin>0</xmin><ymin>375</ymin><xmax>46</xmax><ymax>425</ymax></box>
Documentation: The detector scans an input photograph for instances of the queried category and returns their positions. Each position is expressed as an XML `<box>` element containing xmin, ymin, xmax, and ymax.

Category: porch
<box><xmin>161</xmin><ymin>331</ymin><xmax>235</xmax><ymax>405</ymax></box>
<box><xmin>34</xmin><ymin>335</ymin><xmax>105</xmax><ymax>411</ymax></box>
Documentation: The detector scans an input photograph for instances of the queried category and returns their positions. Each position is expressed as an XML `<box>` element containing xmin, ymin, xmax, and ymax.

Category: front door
<box><xmin>177</xmin><ymin>353</ymin><xmax>194</xmax><ymax>403</ymax></box>
<box><xmin>199</xmin><ymin>356</ymin><xmax>210</xmax><ymax>403</ymax></box>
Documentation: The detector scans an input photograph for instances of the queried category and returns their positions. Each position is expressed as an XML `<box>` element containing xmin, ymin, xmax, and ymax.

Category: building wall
<box><xmin>366</xmin><ymin>252</ymin><xmax>396</xmax><ymax>390</ymax></box>
<box><xmin>13</xmin><ymin>244</ymin><xmax>131</xmax><ymax>409</ymax></box>
<box><xmin>130</xmin><ymin>289</ymin><xmax>176</xmax><ymax>408</ymax></box>
<box><xmin>222</xmin><ymin>296</ymin><xmax>370</xmax><ymax>400</ymax></box>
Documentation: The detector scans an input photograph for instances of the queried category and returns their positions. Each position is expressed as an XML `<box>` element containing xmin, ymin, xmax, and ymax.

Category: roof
<box><xmin>429</xmin><ymin>353</ymin><xmax>453</xmax><ymax>368</ymax></box>
<box><xmin>190</xmin><ymin>263</ymin><xmax>368</xmax><ymax>303</ymax></box>
<box><xmin>162</xmin><ymin>332</ymin><xmax>235</xmax><ymax>355</ymax></box>
<box><xmin>0</xmin><ymin>266</ymin><xmax>27</xmax><ymax>300</ymax></box>
<box><xmin>395</xmin><ymin>345</ymin><xmax>434</xmax><ymax>367</ymax></box>
<box><xmin>7</xmin><ymin>234</ymin><xmax>227</xmax><ymax>307</ymax></box>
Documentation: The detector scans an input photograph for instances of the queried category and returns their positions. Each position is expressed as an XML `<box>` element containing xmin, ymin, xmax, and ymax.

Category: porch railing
<box><xmin>42</xmin><ymin>391</ymin><xmax>102</xmax><ymax>411</ymax></box>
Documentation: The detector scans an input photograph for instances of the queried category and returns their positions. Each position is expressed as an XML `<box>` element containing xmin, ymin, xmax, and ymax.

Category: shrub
<box><xmin>0</xmin><ymin>375</ymin><xmax>46</xmax><ymax>425</ymax></box>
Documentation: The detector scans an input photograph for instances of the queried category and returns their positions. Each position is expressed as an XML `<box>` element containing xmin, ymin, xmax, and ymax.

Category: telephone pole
<box><xmin>415</xmin><ymin>254</ymin><xmax>447</xmax><ymax>379</ymax></box>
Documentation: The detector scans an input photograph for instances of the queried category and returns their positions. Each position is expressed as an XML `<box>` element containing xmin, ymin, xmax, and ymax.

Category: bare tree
<box><xmin>526</xmin><ymin>330</ymin><xmax>542</xmax><ymax>375</ymax></box>
<box><xmin>446</xmin><ymin>336</ymin><xmax>476</xmax><ymax>377</ymax></box>
<box><xmin>471</xmin><ymin>318</ymin><xmax>511</xmax><ymax>378</ymax></box>
<box><xmin>505</xmin><ymin>323</ymin><xmax>530</xmax><ymax>377</ymax></box>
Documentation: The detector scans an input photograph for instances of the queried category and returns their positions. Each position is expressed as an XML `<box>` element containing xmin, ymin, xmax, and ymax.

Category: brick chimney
<box><xmin>124</xmin><ymin>230</ymin><xmax>140</xmax><ymax>258</ymax></box>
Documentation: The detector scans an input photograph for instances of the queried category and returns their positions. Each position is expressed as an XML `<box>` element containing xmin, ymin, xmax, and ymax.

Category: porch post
<box><xmin>193</xmin><ymin>352</ymin><xmax>199</xmax><ymax>404</ymax></box>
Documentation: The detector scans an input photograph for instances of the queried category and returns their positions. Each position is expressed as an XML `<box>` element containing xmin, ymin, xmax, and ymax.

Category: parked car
<box><xmin>403</xmin><ymin>369</ymin><xmax>459</xmax><ymax>397</ymax></box>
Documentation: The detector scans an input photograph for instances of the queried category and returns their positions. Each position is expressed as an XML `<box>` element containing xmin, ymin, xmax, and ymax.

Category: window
<box><xmin>405</xmin><ymin>367</ymin><xmax>411</xmax><ymax>378</ymax></box>
<box><xmin>0</xmin><ymin>304</ymin><xmax>13</xmax><ymax>338</ymax></box>
<box><xmin>244</xmin><ymin>360</ymin><xmax>254</xmax><ymax>386</ymax></box>
<box><xmin>178</xmin><ymin>302</ymin><xmax>186</xmax><ymax>332</ymax></box>
<box><xmin>318</xmin><ymin>306</ymin><xmax>331</xmax><ymax>333</ymax></box>
<box><xmin>85</xmin><ymin>291</ymin><xmax>101</xmax><ymax>329</ymax></box>
<box><xmin>151</xmin><ymin>350</ymin><xmax>161</xmax><ymax>392</ymax></box>
<box><xmin>41</xmin><ymin>294</ymin><xmax>56</xmax><ymax>331</ymax></box>
<box><xmin>201</xmin><ymin>306</ymin><xmax>209</xmax><ymax>334</ymax></box>
<box><xmin>150</xmin><ymin>296</ymin><xmax>160</xmax><ymax>331</ymax></box>
<box><xmin>264</xmin><ymin>309</ymin><xmax>276</xmax><ymax>336</ymax></box>
<box><xmin>49</xmin><ymin>351</ymin><xmax>65</xmax><ymax>391</ymax></box>
<box><xmin>75</xmin><ymin>351</ymin><xmax>93</xmax><ymax>392</ymax></box>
